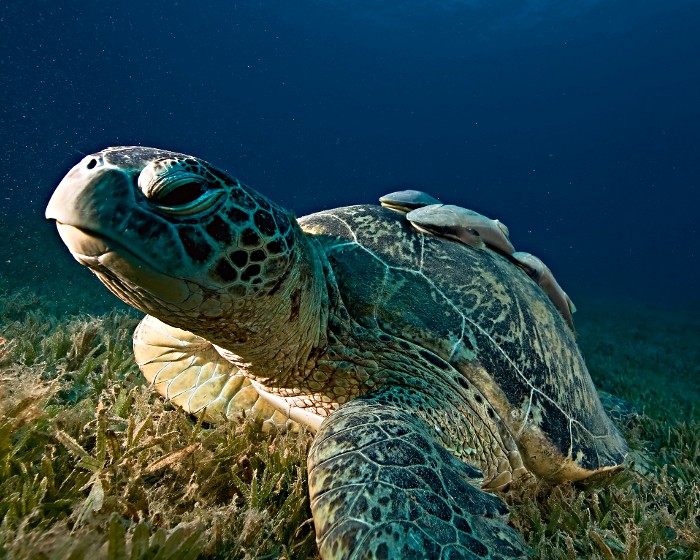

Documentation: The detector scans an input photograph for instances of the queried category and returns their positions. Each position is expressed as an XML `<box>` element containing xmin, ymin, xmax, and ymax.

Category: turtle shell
<box><xmin>300</xmin><ymin>204</ymin><xmax>626</xmax><ymax>481</ymax></box>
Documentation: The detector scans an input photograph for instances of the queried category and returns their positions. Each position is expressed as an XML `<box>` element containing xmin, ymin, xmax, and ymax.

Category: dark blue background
<box><xmin>2</xmin><ymin>1</ymin><xmax>698</xmax><ymax>308</ymax></box>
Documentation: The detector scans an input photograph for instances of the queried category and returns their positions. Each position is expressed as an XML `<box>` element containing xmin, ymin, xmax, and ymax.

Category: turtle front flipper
<box><xmin>133</xmin><ymin>315</ymin><xmax>294</xmax><ymax>430</ymax></box>
<box><xmin>308</xmin><ymin>389</ymin><xmax>527</xmax><ymax>559</ymax></box>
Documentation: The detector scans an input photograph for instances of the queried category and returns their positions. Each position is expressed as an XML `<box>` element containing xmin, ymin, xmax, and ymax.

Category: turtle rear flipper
<box><xmin>308</xmin><ymin>388</ymin><xmax>527</xmax><ymax>559</ymax></box>
<box><xmin>133</xmin><ymin>315</ymin><xmax>294</xmax><ymax>430</ymax></box>
<box><xmin>597</xmin><ymin>390</ymin><xmax>640</xmax><ymax>424</ymax></box>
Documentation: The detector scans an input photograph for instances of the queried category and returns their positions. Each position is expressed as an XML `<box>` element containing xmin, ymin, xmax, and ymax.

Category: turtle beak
<box><xmin>46</xmin><ymin>151</ymin><xmax>146</xmax><ymax>255</ymax></box>
<box><xmin>46</xmin><ymin>153</ymin><xmax>191</xmax><ymax>306</ymax></box>
<box><xmin>46</xmin><ymin>154</ymin><xmax>115</xmax><ymax>225</ymax></box>
<box><xmin>46</xmin><ymin>153</ymin><xmax>141</xmax><ymax>265</ymax></box>
<box><xmin>47</xmin><ymin>156</ymin><xmax>108</xmax><ymax>262</ymax></box>
<box><xmin>53</xmin><ymin>222</ymin><xmax>111</xmax><ymax>261</ymax></box>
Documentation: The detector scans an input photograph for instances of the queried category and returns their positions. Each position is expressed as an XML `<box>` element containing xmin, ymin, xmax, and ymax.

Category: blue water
<box><xmin>1</xmin><ymin>0</ymin><xmax>698</xmax><ymax>309</ymax></box>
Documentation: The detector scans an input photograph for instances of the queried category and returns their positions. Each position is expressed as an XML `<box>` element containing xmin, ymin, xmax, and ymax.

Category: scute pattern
<box><xmin>309</xmin><ymin>391</ymin><xmax>526</xmax><ymax>560</ymax></box>
<box><xmin>301</xmin><ymin>205</ymin><xmax>626</xmax><ymax>479</ymax></box>
<box><xmin>189</xmin><ymin>185</ymin><xmax>296</xmax><ymax>296</ymax></box>
<box><xmin>131</xmin><ymin>152</ymin><xmax>298</xmax><ymax>299</ymax></box>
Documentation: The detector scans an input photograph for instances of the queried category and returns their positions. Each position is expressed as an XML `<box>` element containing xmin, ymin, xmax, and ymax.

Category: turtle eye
<box><xmin>139</xmin><ymin>164</ymin><xmax>223</xmax><ymax>216</ymax></box>
<box><xmin>153</xmin><ymin>181</ymin><xmax>208</xmax><ymax>207</ymax></box>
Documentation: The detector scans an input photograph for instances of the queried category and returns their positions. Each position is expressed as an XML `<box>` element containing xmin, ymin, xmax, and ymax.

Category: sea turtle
<box><xmin>46</xmin><ymin>147</ymin><xmax>627</xmax><ymax>560</ymax></box>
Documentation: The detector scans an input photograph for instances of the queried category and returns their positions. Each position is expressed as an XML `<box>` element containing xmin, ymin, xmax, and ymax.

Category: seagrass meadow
<box><xmin>3</xmin><ymin>0</ymin><xmax>700</xmax><ymax>557</ymax></box>
<box><xmin>0</xmin><ymin>226</ymin><xmax>698</xmax><ymax>559</ymax></box>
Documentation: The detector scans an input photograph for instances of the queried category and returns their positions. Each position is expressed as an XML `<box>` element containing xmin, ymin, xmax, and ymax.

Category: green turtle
<box><xmin>46</xmin><ymin>147</ymin><xmax>627</xmax><ymax>560</ymax></box>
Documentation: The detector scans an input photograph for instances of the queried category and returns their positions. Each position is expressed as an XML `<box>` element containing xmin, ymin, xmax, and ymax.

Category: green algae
<box><xmin>0</xmin><ymin>287</ymin><xmax>698</xmax><ymax>559</ymax></box>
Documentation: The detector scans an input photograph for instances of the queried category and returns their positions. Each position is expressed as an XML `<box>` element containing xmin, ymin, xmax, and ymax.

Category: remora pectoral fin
<box><xmin>307</xmin><ymin>388</ymin><xmax>527</xmax><ymax>559</ymax></box>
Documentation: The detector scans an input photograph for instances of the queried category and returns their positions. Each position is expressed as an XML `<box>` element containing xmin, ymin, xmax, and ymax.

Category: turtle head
<box><xmin>46</xmin><ymin>147</ymin><xmax>303</xmax><ymax>337</ymax></box>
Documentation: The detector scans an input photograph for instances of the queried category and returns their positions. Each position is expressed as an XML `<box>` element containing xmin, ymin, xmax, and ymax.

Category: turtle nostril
<box><xmin>86</xmin><ymin>158</ymin><xmax>98</xmax><ymax>170</ymax></box>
